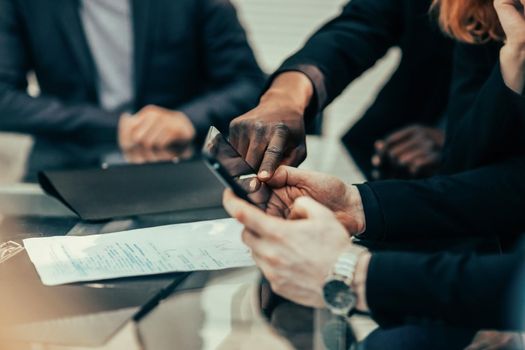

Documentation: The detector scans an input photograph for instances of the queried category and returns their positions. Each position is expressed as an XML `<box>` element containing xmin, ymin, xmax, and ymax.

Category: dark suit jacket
<box><xmin>367</xmin><ymin>248</ymin><xmax>525</xmax><ymax>330</ymax></box>
<box><xmin>275</xmin><ymin>0</ymin><xmax>450</xmax><ymax>119</ymax></box>
<box><xmin>0</xmin><ymin>0</ymin><xmax>265</xmax><ymax>142</ymax></box>
<box><xmin>442</xmin><ymin>42</ymin><xmax>525</xmax><ymax>173</ymax></box>
<box><xmin>271</xmin><ymin>0</ymin><xmax>454</xmax><ymax>179</ymax></box>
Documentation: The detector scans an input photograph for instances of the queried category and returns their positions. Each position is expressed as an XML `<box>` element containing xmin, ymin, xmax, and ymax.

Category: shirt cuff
<box><xmin>355</xmin><ymin>183</ymin><xmax>385</xmax><ymax>241</ymax></box>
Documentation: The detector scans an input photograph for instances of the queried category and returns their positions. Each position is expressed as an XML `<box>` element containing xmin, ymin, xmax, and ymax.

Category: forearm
<box><xmin>364</xmin><ymin>251</ymin><xmax>524</xmax><ymax>329</ymax></box>
<box><xmin>354</xmin><ymin>157</ymin><xmax>525</xmax><ymax>241</ymax></box>
<box><xmin>0</xmin><ymin>85</ymin><xmax>119</xmax><ymax>141</ymax></box>
<box><xmin>275</xmin><ymin>0</ymin><xmax>403</xmax><ymax>110</ymax></box>
<box><xmin>261</xmin><ymin>72</ymin><xmax>314</xmax><ymax>115</ymax></box>
<box><xmin>500</xmin><ymin>43</ymin><xmax>525</xmax><ymax>94</ymax></box>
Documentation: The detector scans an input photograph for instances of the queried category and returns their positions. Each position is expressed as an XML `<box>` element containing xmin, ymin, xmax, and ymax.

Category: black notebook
<box><xmin>38</xmin><ymin>159</ymin><xmax>226</xmax><ymax>221</ymax></box>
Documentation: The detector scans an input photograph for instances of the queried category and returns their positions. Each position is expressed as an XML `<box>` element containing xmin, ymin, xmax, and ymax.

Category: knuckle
<box><xmin>265</xmin><ymin>252</ymin><xmax>282</xmax><ymax>267</ymax></box>
<box><xmin>270</xmin><ymin>278</ymin><xmax>285</xmax><ymax>294</ymax></box>
<box><xmin>144</xmin><ymin>139</ymin><xmax>155</xmax><ymax>149</ymax></box>
<box><xmin>253</xmin><ymin>121</ymin><xmax>267</xmax><ymax>137</ymax></box>
<box><xmin>273</xmin><ymin>122</ymin><xmax>290</xmax><ymax>136</ymax></box>
<box><xmin>230</xmin><ymin>118</ymin><xmax>243</xmax><ymax>128</ymax></box>
<box><xmin>241</xmin><ymin>231</ymin><xmax>250</xmax><ymax>245</ymax></box>
<box><xmin>235</xmin><ymin>210</ymin><xmax>247</xmax><ymax>224</ymax></box>
<box><xmin>266</xmin><ymin>145</ymin><xmax>284</xmax><ymax>157</ymax></box>
<box><xmin>264</xmin><ymin>270</ymin><xmax>278</xmax><ymax>283</ymax></box>
<box><xmin>143</xmin><ymin>105</ymin><xmax>156</xmax><ymax>113</ymax></box>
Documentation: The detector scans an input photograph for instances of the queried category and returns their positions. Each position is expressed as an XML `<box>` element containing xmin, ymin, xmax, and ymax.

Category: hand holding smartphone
<box><xmin>202</xmin><ymin>127</ymin><xmax>273</xmax><ymax>209</ymax></box>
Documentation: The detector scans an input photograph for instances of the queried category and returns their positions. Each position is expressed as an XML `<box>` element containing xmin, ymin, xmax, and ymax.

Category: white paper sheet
<box><xmin>23</xmin><ymin>218</ymin><xmax>254</xmax><ymax>286</ymax></box>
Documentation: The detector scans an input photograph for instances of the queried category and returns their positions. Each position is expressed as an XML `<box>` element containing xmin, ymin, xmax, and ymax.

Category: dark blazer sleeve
<box><xmin>0</xmin><ymin>0</ymin><xmax>120</xmax><ymax>141</ymax></box>
<box><xmin>366</xmin><ymin>250</ymin><xmax>525</xmax><ymax>329</ymax></box>
<box><xmin>271</xmin><ymin>0</ymin><xmax>407</xmax><ymax>117</ymax></box>
<box><xmin>356</xmin><ymin>157</ymin><xmax>525</xmax><ymax>241</ymax></box>
<box><xmin>442</xmin><ymin>43</ymin><xmax>525</xmax><ymax>173</ymax></box>
<box><xmin>177</xmin><ymin>0</ymin><xmax>266</xmax><ymax>136</ymax></box>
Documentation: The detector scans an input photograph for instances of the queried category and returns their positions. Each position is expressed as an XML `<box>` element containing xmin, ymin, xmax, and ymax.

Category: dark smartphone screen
<box><xmin>202</xmin><ymin>127</ymin><xmax>273</xmax><ymax>209</ymax></box>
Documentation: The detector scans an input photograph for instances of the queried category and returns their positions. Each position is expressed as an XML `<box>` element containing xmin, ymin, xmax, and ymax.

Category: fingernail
<box><xmin>375</xmin><ymin>141</ymin><xmax>384</xmax><ymax>151</ymax></box>
<box><xmin>259</xmin><ymin>170</ymin><xmax>269</xmax><ymax>179</ymax></box>
<box><xmin>371</xmin><ymin>155</ymin><xmax>381</xmax><ymax>166</ymax></box>
<box><xmin>250</xmin><ymin>179</ymin><xmax>258</xmax><ymax>191</ymax></box>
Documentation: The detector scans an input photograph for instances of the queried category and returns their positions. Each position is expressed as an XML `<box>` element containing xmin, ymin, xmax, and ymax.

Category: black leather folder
<box><xmin>38</xmin><ymin>159</ymin><xmax>225</xmax><ymax>221</ymax></box>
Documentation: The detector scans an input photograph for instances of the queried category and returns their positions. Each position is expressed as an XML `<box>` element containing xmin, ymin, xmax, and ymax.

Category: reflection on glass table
<box><xmin>136</xmin><ymin>267</ymin><xmax>376</xmax><ymax>350</ymax></box>
<box><xmin>22</xmin><ymin>137</ymin><xmax>195</xmax><ymax>183</ymax></box>
<box><xmin>0</xmin><ymin>135</ymin><xmax>369</xmax><ymax>349</ymax></box>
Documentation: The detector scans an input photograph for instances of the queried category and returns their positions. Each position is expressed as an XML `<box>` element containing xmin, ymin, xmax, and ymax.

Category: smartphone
<box><xmin>202</xmin><ymin>126</ymin><xmax>273</xmax><ymax>209</ymax></box>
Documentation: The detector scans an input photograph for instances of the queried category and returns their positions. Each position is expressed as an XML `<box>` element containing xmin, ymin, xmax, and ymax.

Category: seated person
<box><xmin>0</xmin><ymin>0</ymin><xmax>265</xmax><ymax>151</ymax></box>
<box><xmin>343</xmin><ymin>24</ymin><xmax>453</xmax><ymax>180</ymax></box>
<box><xmin>366</xmin><ymin>124</ymin><xmax>446</xmax><ymax>180</ymax></box>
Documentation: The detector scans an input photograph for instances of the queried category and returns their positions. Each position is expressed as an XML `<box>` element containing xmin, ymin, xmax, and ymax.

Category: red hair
<box><xmin>432</xmin><ymin>0</ymin><xmax>504</xmax><ymax>43</ymax></box>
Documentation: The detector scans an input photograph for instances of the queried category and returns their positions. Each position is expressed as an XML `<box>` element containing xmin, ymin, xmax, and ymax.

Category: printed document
<box><xmin>23</xmin><ymin>219</ymin><xmax>254</xmax><ymax>286</ymax></box>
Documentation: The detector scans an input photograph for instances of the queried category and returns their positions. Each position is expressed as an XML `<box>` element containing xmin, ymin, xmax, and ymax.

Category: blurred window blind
<box><xmin>231</xmin><ymin>0</ymin><xmax>347</xmax><ymax>72</ymax></box>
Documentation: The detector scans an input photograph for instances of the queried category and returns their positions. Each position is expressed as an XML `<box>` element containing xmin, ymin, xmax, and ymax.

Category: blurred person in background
<box><xmin>343</xmin><ymin>29</ymin><xmax>453</xmax><ymax>180</ymax></box>
<box><xmin>0</xmin><ymin>0</ymin><xmax>264</xmax><ymax>155</ymax></box>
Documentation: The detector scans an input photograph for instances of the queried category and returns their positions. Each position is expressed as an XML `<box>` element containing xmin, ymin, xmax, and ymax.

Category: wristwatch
<box><xmin>322</xmin><ymin>250</ymin><xmax>360</xmax><ymax>316</ymax></box>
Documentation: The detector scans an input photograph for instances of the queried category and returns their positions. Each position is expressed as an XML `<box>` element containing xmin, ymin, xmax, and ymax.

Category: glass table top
<box><xmin>0</xmin><ymin>134</ymin><xmax>372</xmax><ymax>349</ymax></box>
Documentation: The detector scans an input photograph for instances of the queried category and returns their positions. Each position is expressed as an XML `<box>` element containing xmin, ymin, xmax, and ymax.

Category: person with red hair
<box><xmin>434</xmin><ymin>0</ymin><xmax>525</xmax><ymax>176</ymax></box>
<box><xmin>225</xmin><ymin>0</ymin><xmax>525</xmax><ymax>349</ymax></box>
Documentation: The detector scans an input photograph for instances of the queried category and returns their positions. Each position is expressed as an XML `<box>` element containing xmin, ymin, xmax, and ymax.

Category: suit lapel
<box><xmin>53</xmin><ymin>0</ymin><xmax>97</xmax><ymax>99</ymax></box>
<box><xmin>132</xmin><ymin>0</ymin><xmax>153</xmax><ymax>108</ymax></box>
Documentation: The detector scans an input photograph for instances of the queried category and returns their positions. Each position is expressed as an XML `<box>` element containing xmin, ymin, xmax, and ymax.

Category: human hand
<box><xmin>372</xmin><ymin>125</ymin><xmax>444</xmax><ymax>179</ymax></box>
<box><xmin>264</xmin><ymin>166</ymin><xmax>365</xmax><ymax>235</ymax></box>
<box><xmin>495</xmin><ymin>0</ymin><xmax>525</xmax><ymax>46</ymax></box>
<box><xmin>223</xmin><ymin>189</ymin><xmax>353</xmax><ymax>308</ymax></box>
<box><xmin>465</xmin><ymin>330</ymin><xmax>525</xmax><ymax>350</ymax></box>
<box><xmin>229</xmin><ymin>72</ymin><xmax>313</xmax><ymax>180</ymax></box>
<box><xmin>495</xmin><ymin>0</ymin><xmax>525</xmax><ymax>93</ymax></box>
<box><xmin>118</xmin><ymin>105</ymin><xmax>196</xmax><ymax>150</ymax></box>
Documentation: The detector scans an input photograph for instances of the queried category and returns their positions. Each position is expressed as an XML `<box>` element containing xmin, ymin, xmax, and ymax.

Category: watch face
<box><xmin>323</xmin><ymin>280</ymin><xmax>356</xmax><ymax>312</ymax></box>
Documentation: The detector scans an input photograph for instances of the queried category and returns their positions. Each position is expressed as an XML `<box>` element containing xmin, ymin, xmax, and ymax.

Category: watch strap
<box><xmin>332</xmin><ymin>250</ymin><xmax>360</xmax><ymax>284</ymax></box>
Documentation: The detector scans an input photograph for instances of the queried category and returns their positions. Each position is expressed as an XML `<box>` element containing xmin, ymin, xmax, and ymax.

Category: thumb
<box><xmin>289</xmin><ymin>196</ymin><xmax>335</xmax><ymax>220</ymax></box>
<box><xmin>265</xmin><ymin>165</ymin><xmax>305</xmax><ymax>187</ymax></box>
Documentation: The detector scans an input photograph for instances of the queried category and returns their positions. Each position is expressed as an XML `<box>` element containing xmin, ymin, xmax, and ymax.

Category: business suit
<box><xmin>0</xmin><ymin>0</ymin><xmax>265</xmax><ymax>142</ymax></box>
